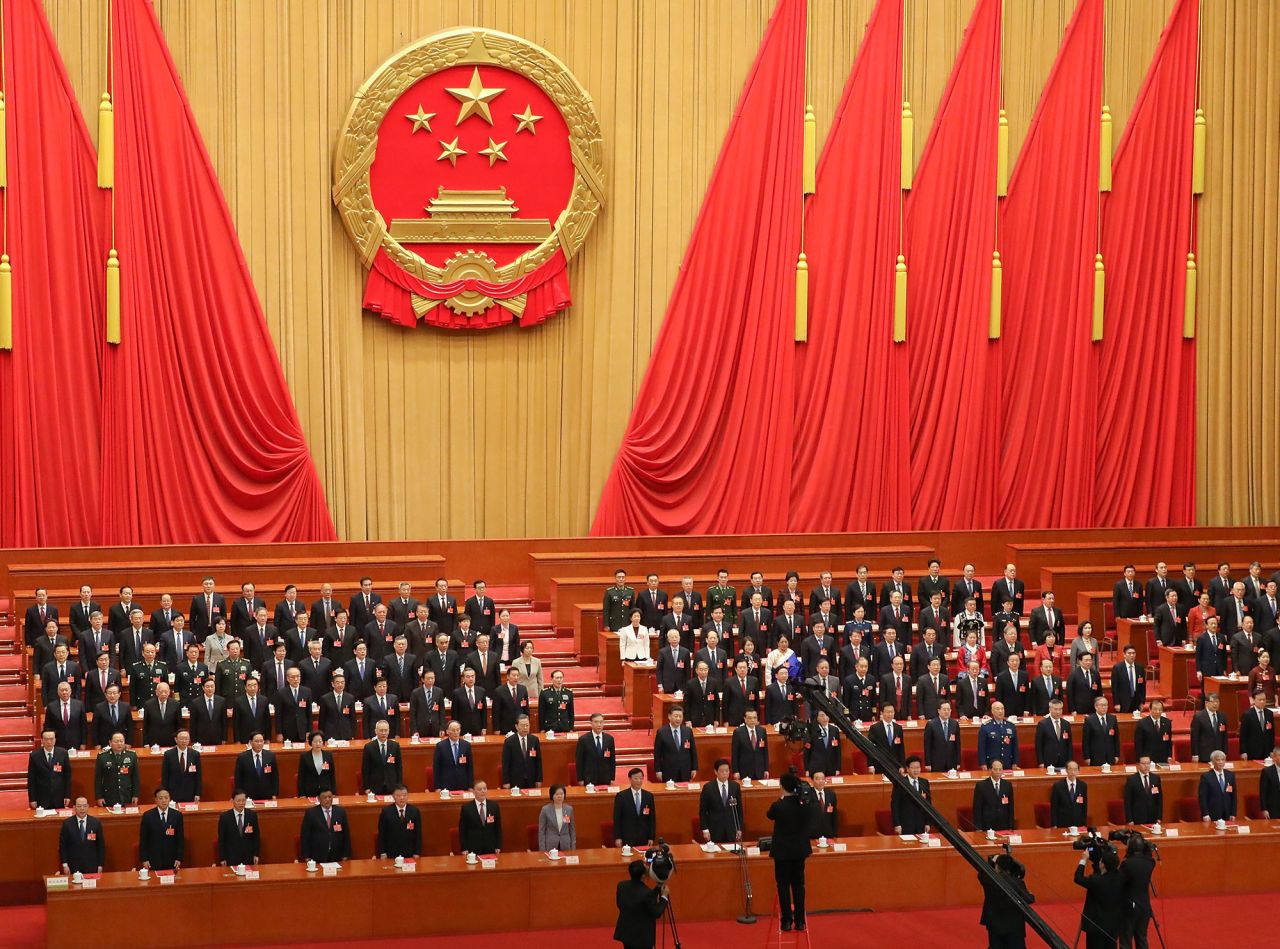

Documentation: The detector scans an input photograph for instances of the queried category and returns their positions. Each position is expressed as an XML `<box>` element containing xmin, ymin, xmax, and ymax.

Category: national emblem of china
<box><xmin>333</xmin><ymin>29</ymin><xmax>605</xmax><ymax>330</ymax></box>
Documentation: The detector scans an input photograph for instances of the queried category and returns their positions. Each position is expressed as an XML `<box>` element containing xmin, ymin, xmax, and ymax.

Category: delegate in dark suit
<box><xmin>1198</xmin><ymin>768</ymin><xmax>1237</xmax><ymax>820</ymax></box>
<box><xmin>458</xmin><ymin>798</ymin><xmax>502</xmax><ymax>854</ymax></box>
<box><xmin>1029</xmin><ymin>673</ymin><xmax>1064</xmax><ymax>715</ymax></box>
<box><xmin>160</xmin><ymin>746</ymin><xmax>201</xmax><ymax>802</ymax></box>
<box><xmin>1152</xmin><ymin>602</ymin><xmax>1186</xmax><ymax>647</ymax></box>
<box><xmin>27</xmin><ymin>745</ymin><xmax>72</xmax><ymax>808</ymax></box>
<box><xmin>300</xmin><ymin>803</ymin><xmax>350</xmax><ymax>862</ymax></box>
<box><xmin>217</xmin><ymin>807</ymin><xmax>260</xmax><ymax>865</ymax></box>
<box><xmin>803</xmin><ymin>722</ymin><xmax>842</xmax><ymax>776</ymax></box>
<box><xmin>501</xmin><ymin>732</ymin><xmax>542</xmax><ymax>788</ymax></box>
<box><xmin>432</xmin><ymin>737</ymin><xmax>474</xmax><ymax>791</ymax></box>
<box><xmin>410</xmin><ymin>685</ymin><xmax>447</xmax><ymax>737</ymax></box>
<box><xmin>923</xmin><ymin>716</ymin><xmax>961</xmax><ymax>772</ymax></box>
<box><xmin>377</xmin><ymin>801</ymin><xmax>422</xmax><ymax>858</ymax></box>
<box><xmin>362</xmin><ymin>691</ymin><xmax>400</xmax><ymax>738</ymax></box>
<box><xmin>1050</xmin><ymin>777</ymin><xmax>1089</xmax><ymax>828</ymax></box>
<box><xmin>1113</xmin><ymin>577</ymin><xmax>1144</xmax><ymax>621</ymax></box>
<box><xmin>296</xmin><ymin>750</ymin><xmax>337</xmax><ymax>797</ymax></box>
<box><xmin>993</xmin><ymin>668</ymin><xmax>1030</xmax><ymax>717</ymax></box>
<box><xmin>699</xmin><ymin>778</ymin><xmax>743</xmax><ymax>843</ymax></box>
<box><xmin>1123</xmin><ymin>771</ymin><xmax>1164</xmax><ymax>824</ymax></box>
<box><xmin>92</xmin><ymin>700</ymin><xmax>132</xmax><ymax>749</ymax></box>
<box><xmin>1065</xmin><ymin>666</ymin><xmax>1103</xmax><ymax>714</ymax></box>
<box><xmin>575</xmin><ymin>730</ymin><xmax>617</xmax><ymax>785</ymax></box>
<box><xmin>1035</xmin><ymin>716</ymin><xmax>1073</xmax><ymax>768</ymax></box>
<box><xmin>1258</xmin><ymin>760</ymin><xmax>1280</xmax><ymax>818</ymax></box>
<box><xmin>1110</xmin><ymin>660</ymin><xmax>1147</xmax><ymax>714</ymax></box>
<box><xmin>877</xmin><ymin>604</ymin><xmax>913</xmax><ymax>646</ymax></box>
<box><xmin>1082</xmin><ymin>712</ymin><xmax>1120</xmax><ymax>765</ymax></box>
<box><xmin>60</xmin><ymin>813</ymin><xmax>105</xmax><ymax>873</ymax></box>
<box><xmin>731</xmin><ymin>722</ymin><xmax>770</xmax><ymax>779</ymax></box>
<box><xmin>274</xmin><ymin>685</ymin><xmax>313</xmax><ymax>743</ymax></box>
<box><xmin>234</xmin><ymin>748</ymin><xmax>279</xmax><ymax>800</ymax></box>
<box><xmin>614</xmin><ymin>785</ymin><xmax>657</xmax><ymax>846</ymax></box>
<box><xmin>682</xmin><ymin>677</ymin><xmax>719</xmax><ymax>727</ymax></box>
<box><xmin>891</xmin><ymin>775</ymin><xmax>931</xmax><ymax>834</ymax></box>
<box><xmin>1239</xmin><ymin>705</ymin><xmax>1275</xmax><ymax>760</ymax></box>
<box><xmin>361</xmin><ymin>737</ymin><xmax>403</xmax><ymax>794</ymax></box>
<box><xmin>188</xmin><ymin>694</ymin><xmax>228</xmax><ymax>746</ymax></box>
<box><xmin>1189</xmin><ymin>708</ymin><xmax>1229</xmax><ymax>761</ymax></box>
<box><xmin>24</xmin><ymin>602</ymin><xmax>60</xmax><ymax>646</ymax></box>
<box><xmin>189</xmin><ymin>592</ymin><xmax>227</xmax><ymax>642</ymax></box>
<box><xmin>317</xmin><ymin>690</ymin><xmax>357</xmax><ymax>741</ymax></box>
<box><xmin>654</xmin><ymin>645</ymin><xmax>691</xmax><ymax>694</ymax></box>
<box><xmin>449</xmin><ymin>685</ymin><xmax>488</xmax><ymax>734</ymax></box>
<box><xmin>44</xmin><ymin>699</ymin><xmax>87</xmax><ymax>749</ymax></box>
<box><xmin>1133</xmin><ymin>714</ymin><xmax>1173</xmax><ymax>763</ymax></box>
<box><xmin>69</xmin><ymin>600</ymin><xmax>102</xmax><ymax>636</ymax></box>
<box><xmin>138</xmin><ymin>806</ymin><xmax>184</xmax><ymax>869</ymax></box>
<box><xmin>232</xmin><ymin>692</ymin><xmax>272</xmax><ymax>743</ymax></box>
<box><xmin>972</xmin><ymin>776</ymin><xmax>1015</xmax><ymax>831</ymax></box>
<box><xmin>653</xmin><ymin>724</ymin><xmax>697</xmax><ymax>782</ymax></box>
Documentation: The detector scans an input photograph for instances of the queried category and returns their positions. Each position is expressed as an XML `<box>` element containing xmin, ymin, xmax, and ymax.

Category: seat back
<box><xmin>526</xmin><ymin>824</ymin><xmax>539</xmax><ymax>851</ymax></box>
<box><xmin>874</xmin><ymin>809</ymin><xmax>893</xmax><ymax>835</ymax></box>
<box><xmin>1033</xmin><ymin>802</ymin><xmax>1051</xmax><ymax>829</ymax></box>
<box><xmin>1177</xmin><ymin>797</ymin><xmax>1199</xmax><ymax>822</ymax></box>
<box><xmin>600</xmin><ymin>820</ymin><xmax>615</xmax><ymax>845</ymax></box>
<box><xmin>424</xmin><ymin>765</ymin><xmax>435</xmax><ymax>791</ymax></box>
<box><xmin>1106</xmin><ymin>799</ymin><xmax>1126</xmax><ymax>825</ymax></box>
<box><xmin>955</xmin><ymin>805</ymin><xmax>976</xmax><ymax>832</ymax></box>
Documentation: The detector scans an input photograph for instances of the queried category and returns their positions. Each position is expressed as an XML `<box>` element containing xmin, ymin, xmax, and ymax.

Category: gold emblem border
<box><xmin>332</xmin><ymin>28</ymin><xmax>605</xmax><ymax>286</ymax></box>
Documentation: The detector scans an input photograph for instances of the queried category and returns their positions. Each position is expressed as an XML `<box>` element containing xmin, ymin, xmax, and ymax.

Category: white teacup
<box><xmin>1215</xmin><ymin>818</ymin><xmax>1227</xmax><ymax>830</ymax></box>
<box><xmin>466</xmin><ymin>852</ymin><xmax>478</xmax><ymax>865</ymax></box>
<box><xmin>138</xmin><ymin>867</ymin><xmax>149</xmax><ymax>880</ymax></box>
<box><xmin>71</xmin><ymin>871</ymin><xmax>83</xmax><ymax>884</ymax></box>
<box><xmin>986</xmin><ymin>829</ymin><xmax>997</xmax><ymax>841</ymax></box>
<box><xmin>742</xmin><ymin>777</ymin><xmax>752</xmax><ymax>788</ymax></box>
<box><xmin>394</xmin><ymin>855</ymin><xmax>404</xmax><ymax>867</ymax></box>
<box><xmin>549</xmin><ymin>848</ymin><xmax>559</xmax><ymax>859</ymax></box>
<box><xmin>306</xmin><ymin>859</ymin><xmax>317</xmax><ymax>872</ymax></box>
<box><xmin>621</xmin><ymin>845</ymin><xmax>633</xmax><ymax>856</ymax></box>
<box><xmin>817</xmin><ymin>836</ymin><xmax>828</xmax><ymax>848</ymax></box>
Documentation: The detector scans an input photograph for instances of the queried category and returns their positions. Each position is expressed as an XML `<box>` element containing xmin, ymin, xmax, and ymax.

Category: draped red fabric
<box><xmin>994</xmin><ymin>0</ymin><xmax>1103</xmax><ymax>528</ymax></box>
<box><xmin>1094</xmin><ymin>0</ymin><xmax>1198</xmax><ymax>526</ymax></box>
<box><xmin>0</xmin><ymin>0</ymin><xmax>106</xmax><ymax>547</ymax></box>
<box><xmin>98</xmin><ymin>0</ymin><xmax>335</xmax><ymax>543</ymax></box>
<box><xmin>903</xmin><ymin>0</ymin><xmax>1001</xmax><ymax>530</ymax></box>
<box><xmin>790</xmin><ymin>0</ymin><xmax>908</xmax><ymax>531</ymax></box>
<box><xmin>590</xmin><ymin>0</ymin><xmax>804</xmax><ymax>535</ymax></box>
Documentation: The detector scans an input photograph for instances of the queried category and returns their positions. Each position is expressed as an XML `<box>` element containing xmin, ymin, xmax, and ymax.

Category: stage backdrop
<box><xmin>41</xmin><ymin>0</ymin><xmax>1280</xmax><ymax>539</ymax></box>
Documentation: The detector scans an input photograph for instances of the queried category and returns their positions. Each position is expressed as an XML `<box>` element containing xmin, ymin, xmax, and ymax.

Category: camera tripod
<box><xmin>658</xmin><ymin>886</ymin><xmax>683</xmax><ymax>949</ymax></box>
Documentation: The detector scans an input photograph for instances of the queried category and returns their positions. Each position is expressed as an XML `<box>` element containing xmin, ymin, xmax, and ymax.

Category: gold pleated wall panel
<box><xmin>40</xmin><ymin>1</ymin><xmax>1278</xmax><ymax>536</ymax></box>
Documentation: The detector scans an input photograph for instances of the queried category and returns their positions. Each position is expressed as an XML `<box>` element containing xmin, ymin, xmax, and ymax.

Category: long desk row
<box><xmin>43</xmin><ymin>822</ymin><xmax>1280</xmax><ymax>948</ymax></box>
<box><xmin>9</xmin><ymin>761</ymin><xmax>1269</xmax><ymax>902</ymax></box>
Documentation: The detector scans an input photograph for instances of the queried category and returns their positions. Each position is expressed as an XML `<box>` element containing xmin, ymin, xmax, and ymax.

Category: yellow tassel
<box><xmin>1099</xmin><ymin>105</ymin><xmax>1113</xmax><ymax>192</ymax></box>
<box><xmin>901</xmin><ymin>101</ymin><xmax>914</xmax><ymax>190</ymax></box>
<box><xmin>106</xmin><ymin>249</ymin><xmax>121</xmax><ymax>345</ymax></box>
<box><xmin>1192</xmin><ymin>108</ymin><xmax>1206</xmax><ymax>194</ymax></box>
<box><xmin>996</xmin><ymin>108</ymin><xmax>1009</xmax><ymax>197</ymax></box>
<box><xmin>0</xmin><ymin>92</ymin><xmax>8</xmax><ymax>190</ymax></box>
<box><xmin>1183</xmin><ymin>252</ymin><xmax>1197</xmax><ymax>338</ymax></box>
<box><xmin>794</xmin><ymin>252</ymin><xmax>808</xmax><ymax>342</ymax></box>
<box><xmin>0</xmin><ymin>255</ymin><xmax>11</xmax><ymax>351</ymax></box>
<box><xmin>989</xmin><ymin>251</ymin><xmax>1002</xmax><ymax>339</ymax></box>
<box><xmin>802</xmin><ymin>105</ymin><xmax>816</xmax><ymax>196</ymax></box>
<box><xmin>98</xmin><ymin>93</ymin><xmax>114</xmax><ymax>189</ymax></box>
<box><xmin>1092</xmin><ymin>253</ymin><xmax>1105</xmax><ymax>341</ymax></box>
<box><xmin>893</xmin><ymin>254</ymin><xmax>907</xmax><ymax>343</ymax></box>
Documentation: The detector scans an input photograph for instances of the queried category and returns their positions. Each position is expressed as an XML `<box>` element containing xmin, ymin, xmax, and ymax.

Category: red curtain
<box><xmin>98</xmin><ymin>0</ymin><xmax>335</xmax><ymax>543</ymax></box>
<box><xmin>790</xmin><ymin>0</ymin><xmax>908</xmax><ymax>531</ymax></box>
<box><xmin>590</xmin><ymin>0</ymin><xmax>804</xmax><ymax>535</ymax></box>
<box><xmin>902</xmin><ymin>0</ymin><xmax>1001</xmax><ymax>530</ymax></box>
<box><xmin>0</xmin><ymin>0</ymin><xmax>106</xmax><ymax>547</ymax></box>
<box><xmin>994</xmin><ymin>0</ymin><xmax>1103</xmax><ymax>528</ymax></box>
<box><xmin>1094</xmin><ymin>0</ymin><xmax>1198</xmax><ymax>526</ymax></box>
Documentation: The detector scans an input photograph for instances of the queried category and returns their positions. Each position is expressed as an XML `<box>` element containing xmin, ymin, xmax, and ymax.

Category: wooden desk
<box><xmin>1076</xmin><ymin>590</ymin><xmax>1111</xmax><ymax>633</ymax></box>
<box><xmin>44</xmin><ymin>822</ymin><xmax>1280</xmax><ymax>948</ymax></box>
<box><xmin>1116</xmin><ymin>618</ymin><xmax>1154</xmax><ymax>665</ymax></box>
<box><xmin>1158</xmin><ymin>644</ymin><xmax>1197</xmax><ymax>699</ymax></box>
<box><xmin>598</xmin><ymin>630</ymin><xmax>624</xmax><ymax>693</ymax></box>
<box><xmin>623</xmin><ymin>661</ymin><xmax>656</xmax><ymax>727</ymax></box>
<box><xmin>1204</xmin><ymin>676</ymin><xmax>1252</xmax><ymax>727</ymax></box>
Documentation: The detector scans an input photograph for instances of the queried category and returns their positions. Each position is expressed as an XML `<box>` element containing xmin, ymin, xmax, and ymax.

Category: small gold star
<box><xmin>478</xmin><ymin>138</ymin><xmax>509</xmax><ymax>167</ymax></box>
<box><xmin>512</xmin><ymin>104</ymin><xmax>543</xmax><ymax>134</ymax></box>
<box><xmin>404</xmin><ymin>105</ymin><xmax>436</xmax><ymax>133</ymax></box>
<box><xmin>437</xmin><ymin>138</ymin><xmax>466</xmax><ymax>167</ymax></box>
<box><xmin>445</xmin><ymin>67</ymin><xmax>505</xmax><ymax>125</ymax></box>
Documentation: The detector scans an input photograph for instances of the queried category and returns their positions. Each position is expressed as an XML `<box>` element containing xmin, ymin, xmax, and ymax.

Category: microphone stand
<box><xmin>728</xmin><ymin>794</ymin><xmax>755</xmax><ymax>924</ymax></box>
<box><xmin>791</xmin><ymin>679</ymin><xmax>1070</xmax><ymax>949</ymax></box>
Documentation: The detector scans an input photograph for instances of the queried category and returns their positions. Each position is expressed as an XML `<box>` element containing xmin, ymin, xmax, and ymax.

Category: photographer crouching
<box><xmin>1073</xmin><ymin>831</ymin><xmax>1127</xmax><ymax>949</ymax></box>
<box><xmin>978</xmin><ymin>849</ymin><xmax>1036</xmax><ymax>949</ymax></box>
<box><xmin>766</xmin><ymin>771</ymin><xmax>817</xmax><ymax>932</ymax></box>
<box><xmin>613</xmin><ymin>855</ymin><xmax>670</xmax><ymax>949</ymax></box>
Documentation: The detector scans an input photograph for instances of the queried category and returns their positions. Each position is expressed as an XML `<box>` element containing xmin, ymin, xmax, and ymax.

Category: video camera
<box><xmin>1072</xmin><ymin>827</ymin><xmax>1148</xmax><ymax>865</ymax></box>
<box><xmin>777</xmin><ymin>716</ymin><xmax>810</xmax><ymax>746</ymax></box>
<box><xmin>645</xmin><ymin>838</ymin><xmax>676</xmax><ymax>883</ymax></box>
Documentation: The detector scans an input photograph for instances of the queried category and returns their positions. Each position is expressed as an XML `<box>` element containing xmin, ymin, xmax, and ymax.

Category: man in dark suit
<box><xmin>1133</xmin><ymin>700</ymin><xmax>1173</xmax><ymax>764</ymax></box>
<box><xmin>1049</xmin><ymin>760</ymin><xmax>1089</xmax><ymax>828</ymax></box>
<box><xmin>228</xmin><ymin>584</ymin><xmax>266</xmax><ymax>639</ymax></box>
<box><xmin>1243</xmin><ymin>561</ymin><xmax>1268</xmax><ymax>602</ymax></box>
<box><xmin>107</xmin><ymin>589</ymin><xmax>141</xmax><ymax>637</ymax></box>
<box><xmin>653</xmin><ymin>707</ymin><xmax>698</xmax><ymax>782</ymax></box>
<box><xmin>659</xmin><ymin>596</ymin><xmax>697</xmax><ymax>653</ymax></box>
<box><xmin>40</xmin><ymin>645</ymin><xmax>82</xmax><ymax>705</ymax></box>
<box><xmin>923</xmin><ymin>701</ymin><xmax>961</xmax><ymax>772</ymax></box>
<box><xmin>1259</xmin><ymin>747</ymin><xmax>1280</xmax><ymax>818</ymax></box>
<box><xmin>796</xmin><ymin>621</ymin><xmax>835</xmax><ymax>679</ymax></box>
<box><xmin>838</xmin><ymin>656</ymin><xmax>876</xmax><ymax>723</ymax></box>
<box><xmin>1144</xmin><ymin>562</ymin><xmax>1174</xmax><ymax>616</ymax></box>
<box><xmin>1152</xmin><ymin>588</ymin><xmax>1186</xmax><ymax>647</ymax></box>
<box><xmin>1230</xmin><ymin>616</ymin><xmax>1264</xmax><ymax>674</ymax></box>
<box><xmin>1111</xmin><ymin>645</ymin><xmax>1147</xmax><ymax>714</ymax></box>
<box><xmin>1026</xmin><ymin>592</ymin><xmax>1063</xmax><ymax>646</ymax></box>
<box><xmin>300</xmin><ymin>788</ymin><xmax>350</xmax><ymax>862</ymax></box>
<box><xmin>991</xmin><ymin>565</ymin><xmax>1025</xmax><ymax>617</ymax></box>
<box><xmin>433</xmin><ymin>721</ymin><xmax>474</xmax><ymax>791</ymax></box>
<box><xmin>632</xmin><ymin>575</ymin><xmax>666</xmax><ymax>630</ymax></box>
<box><xmin>1175</xmin><ymin>562</ymin><xmax>1205</xmax><ymax>608</ymax></box>
<box><xmin>918</xmin><ymin>560</ymin><xmax>949</xmax><ymax>607</ymax></box>
<box><xmin>1113</xmin><ymin>565</ymin><xmax>1145</xmax><ymax>621</ymax></box>
<box><xmin>234</xmin><ymin>734</ymin><xmax>279</xmax><ymax>800</ymax></box>
<box><xmin>698</xmin><ymin>759</ymin><xmax>744</xmax><ymax>843</ymax></box>
<box><xmin>450</xmin><ymin>667</ymin><xmax>488</xmax><ymax>735</ymax></box>
<box><xmin>731</xmin><ymin>709</ymin><xmax>770</xmax><ymax>780</ymax></box>
<box><xmin>27</xmin><ymin>730</ymin><xmax>72</xmax><ymax>810</ymax></box>
<box><xmin>410</xmin><ymin>670</ymin><xmax>447</xmax><ymax>738</ymax></box>
<box><xmin>948</xmin><ymin>565</ymin><xmax>983</xmax><ymax>618</ymax></box>
<box><xmin>1035</xmin><ymin>699</ymin><xmax>1074</xmax><ymax>768</ymax></box>
<box><xmin>189</xmin><ymin>578</ymin><xmax>227</xmax><ymax>642</ymax></box>
<box><xmin>378</xmin><ymin>636</ymin><xmax>417</xmax><ymax>699</ymax></box>
<box><xmin>878</xmin><ymin>656</ymin><xmax>912</xmax><ymax>719</ymax></box>
<box><xmin>955</xmin><ymin>662</ymin><xmax>989</xmax><ymax>720</ymax></box>
<box><xmin>458</xmin><ymin>781</ymin><xmax>502</xmax><ymax>854</ymax></box>
<box><xmin>173</xmin><ymin>642</ymin><xmax>210</xmax><ymax>708</ymax></box>
<box><xmin>377</xmin><ymin>785</ymin><xmax>422</xmax><ymax>858</ymax></box>
<box><xmin>575</xmin><ymin>713</ymin><xmax>617</xmax><ymax>785</ymax></box>
<box><xmin>613</xmin><ymin>768</ymin><xmax>658</xmax><ymax>848</ymax></box>
<box><xmin>92</xmin><ymin>685</ymin><xmax>131</xmax><ymax>749</ymax></box>
<box><xmin>24</xmin><ymin>589</ymin><xmax>59</xmax><ymax>647</ymax></box>
<box><xmin>298</xmin><ymin>639</ymin><xmax>333</xmax><ymax>697</ymax></box>
<box><xmin>273</xmin><ymin>585</ymin><xmax>303</xmax><ymax>637</ymax></box>
<box><xmin>993</xmin><ymin>653</ymin><xmax>1030</xmax><ymax>718</ymax></box>
<box><xmin>1082</xmin><ymin>696</ymin><xmax>1121</xmax><ymax>767</ymax></box>
<box><xmin>422</xmin><ymin>632</ymin><xmax>461</xmax><ymax>691</ymax></box>
<box><xmin>233</xmin><ymin>677</ymin><xmax>272</xmax><ymax>743</ymax></box>
<box><xmin>1206</xmin><ymin>562</ymin><xmax>1234</xmax><ymax>612</ymax></box>
<box><xmin>916</xmin><ymin>592</ymin><xmax>951</xmax><ymax>647</ymax></box>
<box><xmin>772</xmin><ymin>600</ymin><xmax>806</xmax><ymax>655</ymax></box>
<box><xmin>1256</xmin><ymin>580</ymin><xmax>1280</xmax><ymax>638</ymax></box>
<box><xmin>879</xmin><ymin>567</ymin><xmax>911</xmax><ymax>611</ymax></box>
<box><xmin>877</xmin><ymin>593</ymin><xmax>913</xmax><ymax>648</ymax></box>
<box><xmin>425</xmin><ymin>578</ymin><xmax>458</xmax><ymax>636</ymax></box>
<box><xmin>500</xmin><ymin>716</ymin><xmax>542</xmax><ymax>789</ymax></box>
<box><xmin>347</xmin><ymin>577</ymin><xmax>383</xmax><ymax>634</ymax></box>
<box><xmin>217</xmin><ymin>791</ymin><xmax>260</xmax><ymax>866</ymax></box>
<box><xmin>463</xmin><ymin>635</ymin><xmax>501</xmax><ymax>694</ymax></box>
<box><xmin>160</xmin><ymin>732</ymin><xmax>202</xmax><ymax>803</ymax></box>
<box><xmin>1198</xmin><ymin>751</ymin><xmax>1237</xmax><ymax>821</ymax></box>
<box><xmin>317</xmin><ymin>675</ymin><xmax>357</xmax><ymax>740</ymax></box>
<box><xmin>870</xmin><ymin>627</ymin><xmax>906</xmax><ymax>680</ymax></box>
<box><xmin>153</xmin><ymin>606</ymin><xmax>189</xmax><ymax>665</ymax></box>
<box><xmin>463</xmin><ymin>580</ymin><xmax>495</xmax><ymax>634</ymax></box>
<box><xmin>69</xmin><ymin>587</ymin><xmax>102</xmax><ymax>637</ymax></box>
<box><xmin>357</xmin><ymin>679</ymin><xmax>396</xmax><ymax>738</ymax></box>
<box><xmin>1220</xmin><ymin>582</ymin><xmax>1254</xmax><ymax>640</ymax></box>
<box><xmin>972</xmin><ymin>761</ymin><xmax>1015</xmax><ymax>831</ymax></box>
<box><xmin>189</xmin><ymin>679</ymin><xmax>228</xmax><ymax>747</ymax></box>
<box><xmin>240</xmin><ymin>606</ymin><xmax>278</xmax><ymax>669</ymax></box>
<box><xmin>1123</xmin><ymin>757</ymin><xmax>1164</xmax><ymax>824</ymax></box>
<box><xmin>738</xmin><ymin>594</ymin><xmax>773</xmax><ymax>652</ymax></box>
<box><xmin>845</xmin><ymin>565</ymin><xmax>878</xmax><ymax>622</ymax></box>
<box><xmin>682</xmin><ymin>662</ymin><xmax>719</xmax><ymax>728</ymax></box>
<box><xmin>138</xmin><ymin>788</ymin><xmax>185</xmax><ymax>870</ymax></box>
<box><xmin>274</xmin><ymin>668</ymin><xmax>313</xmax><ymax>743</ymax></box>
<box><xmin>1195</xmin><ymin>617</ymin><xmax>1228</xmax><ymax>681</ymax></box>
<box><xmin>675</xmin><ymin>579</ymin><xmax>706</xmax><ymax>630</ymax></box>
<box><xmin>891</xmin><ymin>756</ymin><xmax>932</xmax><ymax>834</ymax></box>
<box><xmin>910</xmin><ymin>628</ymin><xmax>946</xmax><ymax>681</ymax></box>
<box><xmin>765</xmin><ymin>665</ymin><xmax>801</xmax><ymax>725</ymax></box>
<box><xmin>1190</xmin><ymin>692</ymin><xmax>1230</xmax><ymax>762</ymax></box>
<box><xmin>59</xmin><ymin>798</ymin><xmax>105</xmax><ymax>875</ymax></box>
<box><xmin>362</xmin><ymin>603</ymin><xmax>398</xmax><ymax>663</ymax></box>
<box><xmin>387</xmin><ymin>582</ymin><xmax>421</xmax><ymax>628</ymax></box>
<box><xmin>1066</xmin><ymin>653</ymin><xmax>1103</xmax><ymax>714</ymax></box>
<box><xmin>721</xmin><ymin>658</ymin><xmax>760</xmax><ymax>726</ymax></box>
<box><xmin>654</xmin><ymin>631</ymin><xmax>692</xmax><ymax>695</ymax></box>
<box><xmin>803</xmin><ymin>710</ymin><xmax>843</xmax><ymax>777</ymax></box>
<box><xmin>404</xmin><ymin>605</ymin><xmax>441</xmax><ymax>658</ymax></box>
<box><xmin>44</xmin><ymin>682</ymin><xmax>87</xmax><ymax>749</ymax></box>
<box><xmin>33</xmin><ymin>623</ymin><xmax>71</xmax><ymax>675</ymax></box>
<box><xmin>915</xmin><ymin>658</ymin><xmax>951</xmax><ymax>720</ymax></box>
<box><xmin>85</xmin><ymin>653</ymin><xmax>122</xmax><ymax>713</ymax></box>
<box><xmin>308</xmin><ymin>584</ymin><xmax>338</xmax><ymax>632</ymax></box>
<box><xmin>361</xmin><ymin>720</ymin><xmax>403</xmax><ymax>794</ymax></box>
<box><xmin>1239</xmin><ymin>690</ymin><xmax>1276</xmax><ymax>760</ymax></box>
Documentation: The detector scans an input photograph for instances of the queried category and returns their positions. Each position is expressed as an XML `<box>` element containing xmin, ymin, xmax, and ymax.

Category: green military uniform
<box><xmin>706</xmin><ymin>583</ymin><xmax>738</xmax><ymax>624</ymax></box>
<box><xmin>94</xmin><ymin>747</ymin><xmax>140</xmax><ymax>805</ymax></box>
<box><xmin>127</xmin><ymin>661</ymin><xmax>170</xmax><ymax>705</ymax></box>
<box><xmin>537</xmin><ymin>685</ymin><xmax>576</xmax><ymax>733</ymax></box>
<box><xmin>602</xmin><ymin>583</ymin><xmax>636</xmax><ymax>633</ymax></box>
<box><xmin>216</xmin><ymin>658</ymin><xmax>252</xmax><ymax>702</ymax></box>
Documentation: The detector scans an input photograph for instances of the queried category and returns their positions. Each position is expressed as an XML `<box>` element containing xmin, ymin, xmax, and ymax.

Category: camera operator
<box><xmin>1119</xmin><ymin>834</ymin><xmax>1156</xmax><ymax>949</ymax></box>
<box><xmin>613</xmin><ymin>858</ymin><xmax>669</xmax><ymax>949</ymax></box>
<box><xmin>978</xmin><ymin>851</ymin><xmax>1035</xmax><ymax>949</ymax></box>
<box><xmin>767</xmin><ymin>771</ymin><xmax>815</xmax><ymax>932</ymax></box>
<box><xmin>1074</xmin><ymin>843</ymin><xmax>1126</xmax><ymax>948</ymax></box>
